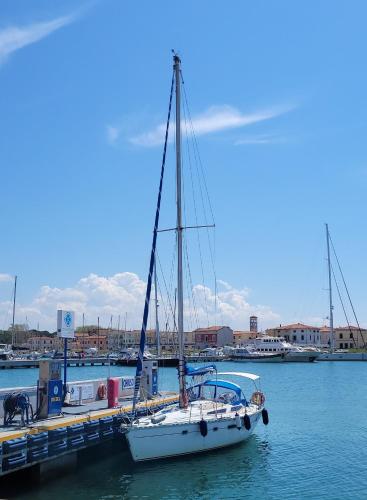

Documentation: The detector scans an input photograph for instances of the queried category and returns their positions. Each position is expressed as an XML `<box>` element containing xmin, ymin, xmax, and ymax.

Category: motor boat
<box><xmin>233</xmin><ymin>336</ymin><xmax>319</xmax><ymax>362</ymax></box>
<box><xmin>231</xmin><ymin>345</ymin><xmax>285</xmax><ymax>362</ymax></box>
<box><xmin>0</xmin><ymin>344</ymin><xmax>13</xmax><ymax>360</ymax></box>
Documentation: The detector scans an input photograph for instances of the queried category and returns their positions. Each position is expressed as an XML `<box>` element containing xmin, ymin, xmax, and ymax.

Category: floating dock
<box><xmin>0</xmin><ymin>357</ymin><xmax>118</xmax><ymax>369</ymax></box>
<box><xmin>116</xmin><ymin>355</ymin><xmax>228</xmax><ymax>367</ymax></box>
<box><xmin>0</xmin><ymin>392</ymin><xmax>178</xmax><ymax>480</ymax></box>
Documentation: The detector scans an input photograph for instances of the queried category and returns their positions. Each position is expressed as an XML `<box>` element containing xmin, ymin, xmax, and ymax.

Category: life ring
<box><xmin>97</xmin><ymin>383</ymin><xmax>107</xmax><ymax>400</ymax></box>
<box><xmin>251</xmin><ymin>391</ymin><xmax>265</xmax><ymax>406</ymax></box>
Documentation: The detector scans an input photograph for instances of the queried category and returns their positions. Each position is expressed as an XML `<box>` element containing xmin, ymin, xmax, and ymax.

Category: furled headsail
<box><xmin>131</xmin><ymin>72</ymin><xmax>175</xmax><ymax>415</ymax></box>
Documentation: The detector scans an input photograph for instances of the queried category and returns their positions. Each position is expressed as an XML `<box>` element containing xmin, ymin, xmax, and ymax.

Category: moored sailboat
<box><xmin>126</xmin><ymin>365</ymin><xmax>268</xmax><ymax>461</ymax></box>
<box><xmin>319</xmin><ymin>224</ymin><xmax>367</xmax><ymax>361</ymax></box>
<box><xmin>122</xmin><ymin>54</ymin><xmax>269</xmax><ymax>461</ymax></box>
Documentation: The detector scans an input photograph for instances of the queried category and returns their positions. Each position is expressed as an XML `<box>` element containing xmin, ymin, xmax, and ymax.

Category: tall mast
<box><xmin>97</xmin><ymin>316</ymin><xmax>100</xmax><ymax>352</ymax></box>
<box><xmin>117</xmin><ymin>314</ymin><xmax>121</xmax><ymax>350</ymax></box>
<box><xmin>11</xmin><ymin>275</ymin><xmax>17</xmax><ymax>346</ymax></box>
<box><xmin>82</xmin><ymin>312</ymin><xmax>85</xmax><ymax>352</ymax></box>
<box><xmin>154</xmin><ymin>260</ymin><xmax>160</xmax><ymax>356</ymax></box>
<box><xmin>174</xmin><ymin>54</ymin><xmax>187</xmax><ymax>408</ymax></box>
<box><xmin>326</xmin><ymin>223</ymin><xmax>334</xmax><ymax>352</ymax></box>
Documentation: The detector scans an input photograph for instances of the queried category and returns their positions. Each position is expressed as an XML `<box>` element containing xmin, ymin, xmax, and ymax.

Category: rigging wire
<box><xmin>180</xmin><ymin>71</ymin><xmax>215</xmax><ymax>224</ymax></box>
<box><xmin>181</xmin><ymin>94</ymin><xmax>209</xmax><ymax>326</ymax></box>
<box><xmin>184</xmin><ymin>242</ymin><xmax>200</xmax><ymax>329</ymax></box>
<box><xmin>155</xmin><ymin>227</ymin><xmax>178</xmax><ymax>354</ymax></box>
<box><xmin>156</xmin><ymin>251</ymin><xmax>177</xmax><ymax>334</ymax></box>
<box><xmin>331</xmin><ymin>264</ymin><xmax>357</xmax><ymax>348</ymax></box>
<box><xmin>183</xmin><ymin>240</ymin><xmax>200</xmax><ymax>331</ymax></box>
<box><xmin>329</xmin><ymin>233</ymin><xmax>366</xmax><ymax>348</ymax></box>
<box><xmin>179</xmin><ymin>112</ymin><xmax>194</xmax><ymax>333</ymax></box>
<box><xmin>155</xmin><ymin>272</ymin><xmax>170</xmax><ymax>336</ymax></box>
<box><xmin>181</xmin><ymin>75</ymin><xmax>218</xmax><ymax>324</ymax></box>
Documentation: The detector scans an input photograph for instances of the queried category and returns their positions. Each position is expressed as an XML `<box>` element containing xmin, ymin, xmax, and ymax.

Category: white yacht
<box><xmin>0</xmin><ymin>344</ymin><xmax>13</xmax><ymax>360</ymax></box>
<box><xmin>122</xmin><ymin>54</ymin><xmax>269</xmax><ymax>461</ymax></box>
<box><xmin>232</xmin><ymin>336</ymin><xmax>319</xmax><ymax>362</ymax></box>
<box><xmin>231</xmin><ymin>345</ymin><xmax>284</xmax><ymax>362</ymax></box>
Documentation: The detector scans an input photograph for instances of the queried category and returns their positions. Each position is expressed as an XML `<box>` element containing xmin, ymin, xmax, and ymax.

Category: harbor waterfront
<box><xmin>1</xmin><ymin>361</ymin><xmax>366</xmax><ymax>499</ymax></box>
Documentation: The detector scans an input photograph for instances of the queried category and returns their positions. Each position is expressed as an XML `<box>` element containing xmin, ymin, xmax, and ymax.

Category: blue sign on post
<box><xmin>48</xmin><ymin>379</ymin><xmax>63</xmax><ymax>415</ymax></box>
<box><xmin>57</xmin><ymin>310</ymin><xmax>75</xmax><ymax>400</ymax></box>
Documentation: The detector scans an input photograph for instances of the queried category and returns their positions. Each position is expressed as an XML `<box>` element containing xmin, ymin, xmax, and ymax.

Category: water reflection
<box><xmin>111</xmin><ymin>435</ymin><xmax>271</xmax><ymax>500</ymax></box>
<box><xmin>17</xmin><ymin>435</ymin><xmax>271</xmax><ymax>500</ymax></box>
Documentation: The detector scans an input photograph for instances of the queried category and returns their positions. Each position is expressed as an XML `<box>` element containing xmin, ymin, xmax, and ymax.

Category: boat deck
<box><xmin>133</xmin><ymin>400</ymin><xmax>259</xmax><ymax>428</ymax></box>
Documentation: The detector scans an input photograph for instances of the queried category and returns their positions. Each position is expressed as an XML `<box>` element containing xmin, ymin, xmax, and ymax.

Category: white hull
<box><xmin>231</xmin><ymin>353</ymin><xmax>284</xmax><ymax>363</ymax></box>
<box><xmin>319</xmin><ymin>352</ymin><xmax>367</xmax><ymax>361</ymax></box>
<box><xmin>232</xmin><ymin>352</ymin><xmax>318</xmax><ymax>363</ymax></box>
<box><xmin>125</xmin><ymin>404</ymin><xmax>262</xmax><ymax>461</ymax></box>
<box><xmin>283</xmin><ymin>351</ymin><xmax>319</xmax><ymax>362</ymax></box>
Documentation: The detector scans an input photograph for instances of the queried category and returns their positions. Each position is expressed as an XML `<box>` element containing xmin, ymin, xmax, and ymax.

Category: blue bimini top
<box><xmin>202</xmin><ymin>379</ymin><xmax>242</xmax><ymax>401</ymax></box>
<box><xmin>185</xmin><ymin>364</ymin><xmax>217</xmax><ymax>377</ymax></box>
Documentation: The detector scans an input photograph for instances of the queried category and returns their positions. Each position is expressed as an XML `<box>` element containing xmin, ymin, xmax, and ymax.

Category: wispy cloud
<box><xmin>0</xmin><ymin>273</ymin><xmax>13</xmax><ymax>283</ymax></box>
<box><xmin>234</xmin><ymin>134</ymin><xmax>287</xmax><ymax>146</ymax></box>
<box><xmin>106</xmin><ymin>125</ymin><xmax>119</xmax><ymax>145</ymax></box>
<box><xmin>123</xmin><ymin>103</ymin><xmax>295</xmax><ymax>147</ymax></box>
<box><xmin>0</xmin><ymin>14</ymin><xmax>77</xmax><ymax>66</ymax></box>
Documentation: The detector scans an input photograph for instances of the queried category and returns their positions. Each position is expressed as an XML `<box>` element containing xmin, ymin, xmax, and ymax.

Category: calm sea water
<box><xmin>2</xmin><ymin>361</ymin><xmax>367</xmax><ymax>499</ymax></box>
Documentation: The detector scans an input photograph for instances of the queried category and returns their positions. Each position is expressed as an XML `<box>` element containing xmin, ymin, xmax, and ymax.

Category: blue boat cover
<box><xmin>185</xmin><ymin>364</ymin><xmax>217</xmax><ymax>377</ymax></box>
<box><xmin>201</xmin><ymin>379</ymin><xmax>242</xmax><ymax>400</ymax></box>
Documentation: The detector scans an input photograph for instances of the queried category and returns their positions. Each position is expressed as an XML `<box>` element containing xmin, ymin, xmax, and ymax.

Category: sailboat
<box><xmin>319</xmin><ymin>224</ymin><xmax>367</xmax><ymax>361</ymax></box>
<box><xmin>123</xmin><ymin>54</ymin><xmax>269</xmax><ymax>462</ymax></box>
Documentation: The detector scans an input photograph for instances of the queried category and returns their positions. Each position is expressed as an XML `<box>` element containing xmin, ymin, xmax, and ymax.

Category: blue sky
<box><xmin>0</xmin><ymin>0</ymin><xmax>366</xmax><ymax>331</ymax></box>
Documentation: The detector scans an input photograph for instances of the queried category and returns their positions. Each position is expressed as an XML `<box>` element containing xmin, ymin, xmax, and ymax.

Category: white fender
<box><xmin>235</xmin><ymin>413</ymin><xmax>242</xmax><ymax>429</ymax></box>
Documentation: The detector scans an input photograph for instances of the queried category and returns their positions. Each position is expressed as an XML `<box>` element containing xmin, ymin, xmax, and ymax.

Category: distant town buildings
<box><xmin>107</xmin><ymin>329</ymin><xmax>195</xmax><ymax>351</ymax></box>
<box><xmin>266</xmin><ymin>322</ymin><xmax>367</xmax><ymax>349</ymax></box>
<box><xmin>233</xmin><ymin>316</ymin><xmax>258</xmax><ymax>346</ymax></box>
<box><xmin>193</xmin><ymin>326</ymin><xmax>233</xmax><ymax>348</ymax></box>
<box><xmin>320</xmin><ymin>325</ymin><xmax>367</xmax><ymax>349</ymax></box>
<box><xmin>233</xmin><ymin>330</ymin><xmax>257</xmax><ymax>345</ymax></box>
<box><xmin>6</xmin><ymin>314</ymin><xmax>367</xmax><ymax>353</ymax></box>
<box><xmin>266</xmin><ymin>323</ymin><xmax>322</xmax><ymax>345</ymax></box>
<box><xmin>29</xmin><ymin>335</ymin><xmax>63</xmax><ymax>351</ymax></box>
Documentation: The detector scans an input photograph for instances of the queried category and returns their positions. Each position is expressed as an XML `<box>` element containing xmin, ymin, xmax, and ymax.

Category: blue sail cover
<box><xmin>185</xmin><ymin>364</ymin><xmax>217</xmax><ymax>377</ymax></box>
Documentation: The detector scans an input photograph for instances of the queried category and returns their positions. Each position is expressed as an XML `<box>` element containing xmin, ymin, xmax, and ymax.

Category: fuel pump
<box><xmin>140</xmin><ymin>360</ymin><xmax>158</xmax><ymax>400</ymax></box>
<box><xmin>37</xmin><ymin>360</ymin><xmax>63</xmax><ymax>418</ymax></box>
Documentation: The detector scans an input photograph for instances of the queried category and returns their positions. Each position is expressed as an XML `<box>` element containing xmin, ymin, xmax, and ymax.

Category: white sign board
<box><xmin>121</xmin><ymin>377</ymin><xmax>134</xmax><ymax>397</ymax></box>
<box><xmin>69</xmin><ymin>383</ymin><xmax>94</xmax><ymax>402</ymax></box>
<box><xmin>57</xmin><ymin>310</ymin><xmax>75</xmax><ymax>339</ymax></box>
